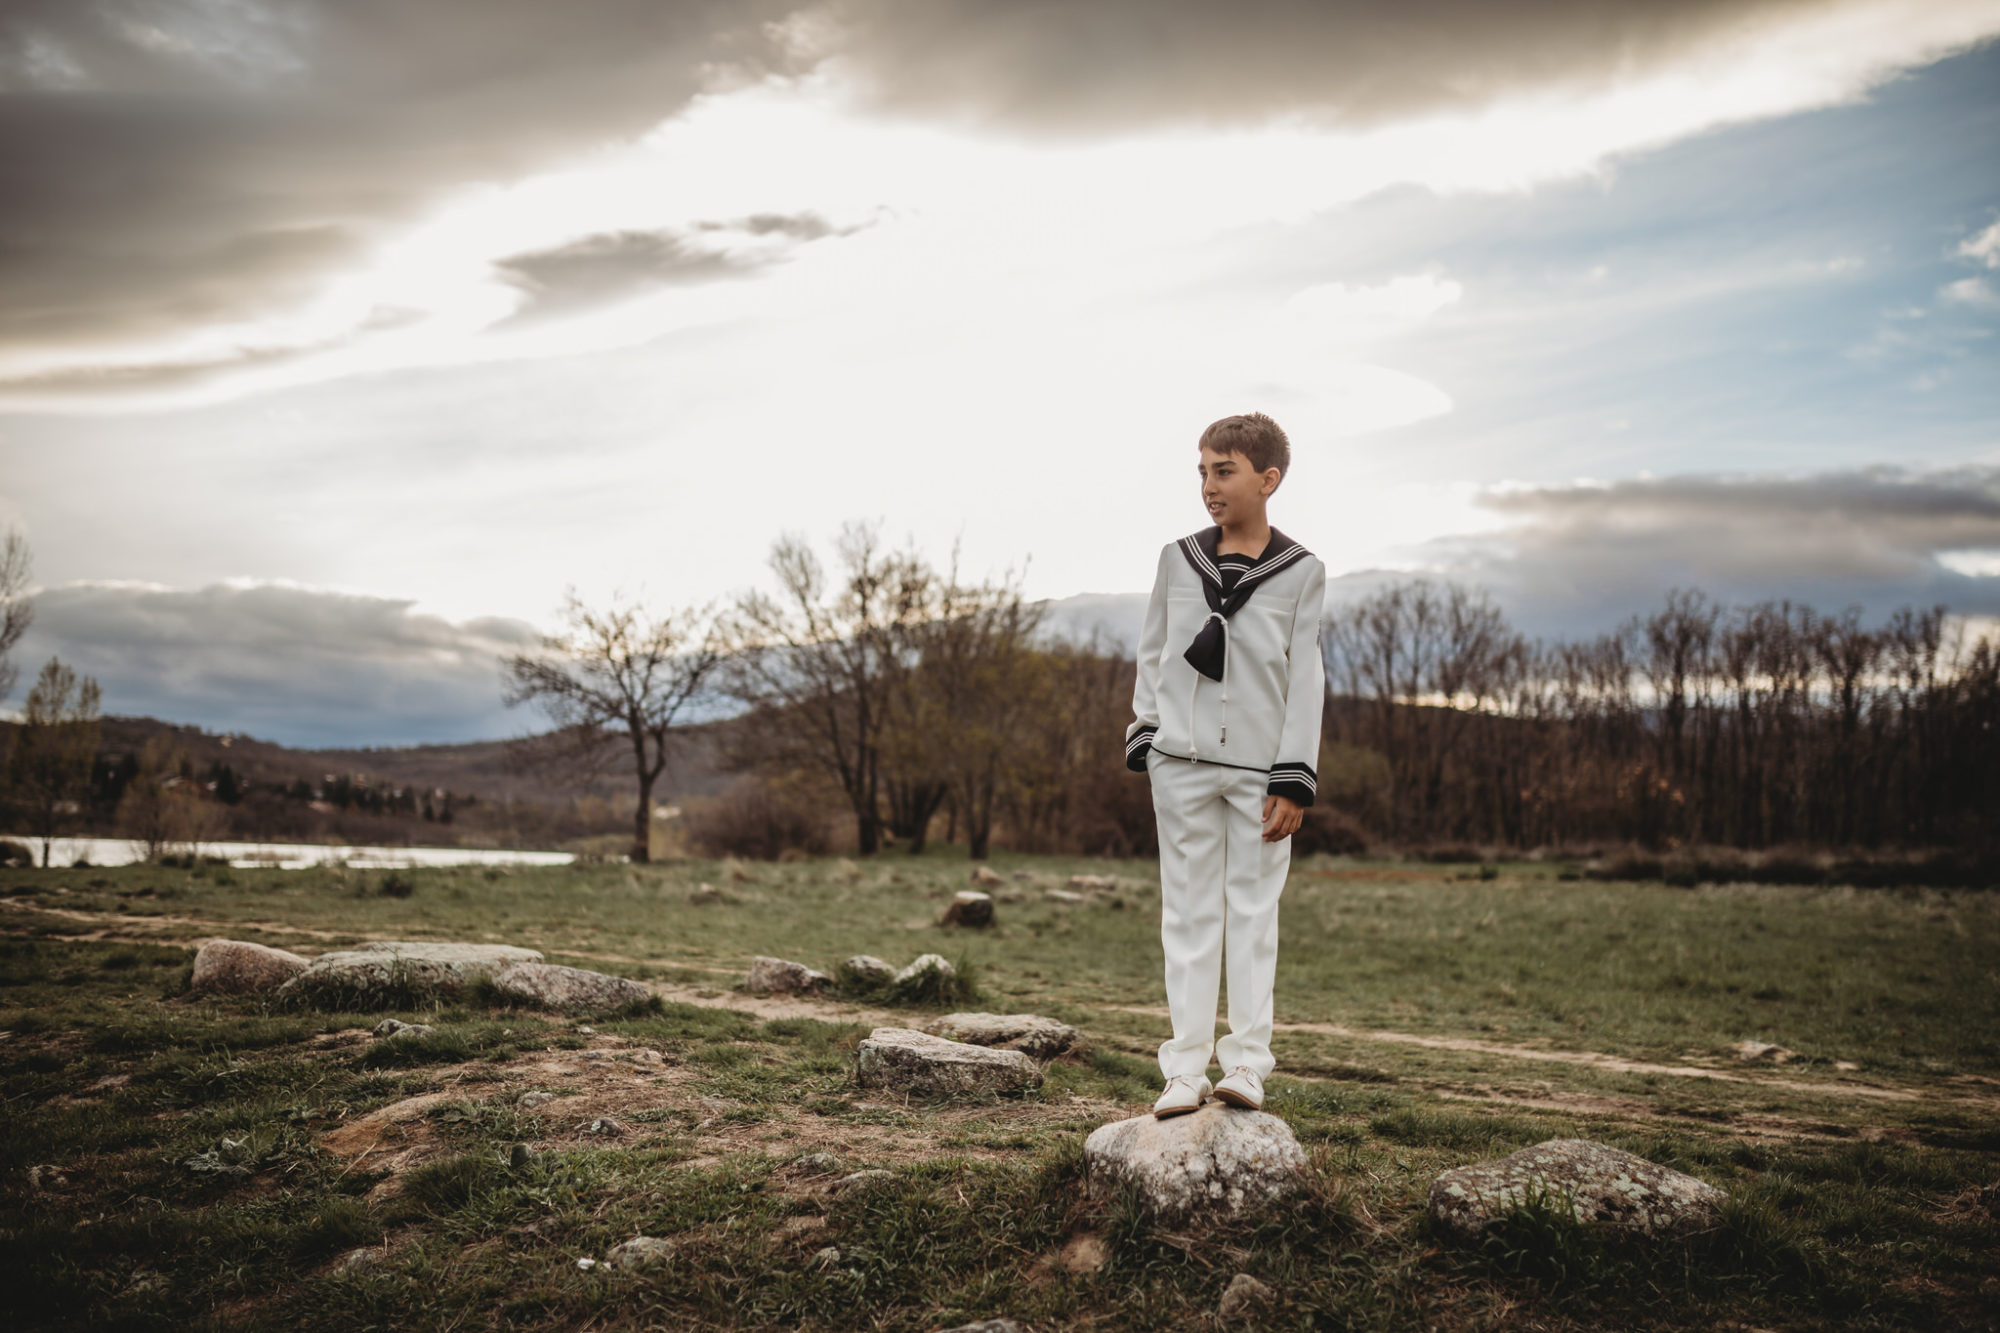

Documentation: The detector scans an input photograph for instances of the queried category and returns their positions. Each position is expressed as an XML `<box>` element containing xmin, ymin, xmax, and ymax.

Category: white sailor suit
<box><xmin>1125</xmin><ymin>526</ymin><xmax>1327</xmax><ymax>1083</ymax></box>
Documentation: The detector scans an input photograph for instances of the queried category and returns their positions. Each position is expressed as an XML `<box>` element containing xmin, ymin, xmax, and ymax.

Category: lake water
<box><xmin>11</xmin><ymin>837</ymin><xmax>577</xmax><ymax>871</ymax></box>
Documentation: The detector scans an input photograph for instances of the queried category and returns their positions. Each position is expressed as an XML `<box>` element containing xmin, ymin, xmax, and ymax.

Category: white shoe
<box><xmin>1212</xmin><ymin>1065</ymin><xmax>1264</xmax><ymax>1110</ymax></box>
<box><xmin>1152</xmin><ymin>1074</ymin><xmax>1211</xmax><ymax>1118</ymax></box>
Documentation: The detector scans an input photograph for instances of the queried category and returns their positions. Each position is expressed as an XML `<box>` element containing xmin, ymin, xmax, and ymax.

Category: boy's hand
<box><xmin>1261</xmin><ymin>794</ymin><xmax>1303</xmax><ymax>842</ymax></box>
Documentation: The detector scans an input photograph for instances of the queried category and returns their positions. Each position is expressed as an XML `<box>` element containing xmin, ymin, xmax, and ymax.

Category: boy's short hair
<box><xmin>1198</xmin><ymin>412</ymin><xmax>1291</xmax><ymax>478</ymax></box>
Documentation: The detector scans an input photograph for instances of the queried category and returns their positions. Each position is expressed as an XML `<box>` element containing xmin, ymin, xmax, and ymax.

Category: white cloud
<box><xmin>1958</xmin><ymin>218</ymin><xmax>2000</xmax><ymax>268</ymax></box>
<box><xmin>1940</xmin><ymin>275</ymin><xmax>1999</xmax><ymax>307</ymax></box>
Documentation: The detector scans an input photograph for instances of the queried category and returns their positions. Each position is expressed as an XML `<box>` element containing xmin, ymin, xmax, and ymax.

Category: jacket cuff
<box><xmin>1125</xmin><ymin>725</ymin><xmax>1157</xmax><ymax>773</ymax></box>
<box><xmin>1267</xmin><ymin>762</ymin><xmax>1316</xmax><ymax>808</ymax></box>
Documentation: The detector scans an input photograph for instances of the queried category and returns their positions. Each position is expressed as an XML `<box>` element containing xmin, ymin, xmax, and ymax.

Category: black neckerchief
<box><xmin>1177</xmin><ymin>526</ymin><xmax>1310</xmax><ymax>680</ymax></box>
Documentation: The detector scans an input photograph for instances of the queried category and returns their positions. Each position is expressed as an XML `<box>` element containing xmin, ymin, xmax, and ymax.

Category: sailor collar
<box><xmin>1176</xmin><ymin>526</ymin><xmax>1310</xmax><ymax>680</ymax></box>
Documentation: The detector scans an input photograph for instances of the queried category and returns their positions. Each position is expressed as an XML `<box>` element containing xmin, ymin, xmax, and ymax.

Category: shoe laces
<box><xmin>1226</xmin><ymin>1065</ymin><xmax>1260</xmax><ymax>1086</ymax></box>
<box><xmin>1164</xmin><ymin>1074</ymin><xmax>1202</xmax><ymax>1090</ymax></box>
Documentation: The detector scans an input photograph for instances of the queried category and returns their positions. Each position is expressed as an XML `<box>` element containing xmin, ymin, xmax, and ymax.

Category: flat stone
<box><xmin>894</xmin><ymin>954</ymin><xmax>957</xmax><ymax>988</ymax></box>
<box><xmin>829</xmin><ymin>1168</ymin><xmax>898</xmax><ymax>1194</ymax></box>
<box><xmin>969</xmin><ymin>865</ymin><xmax>1004</xmax><ymax>887</ymax></box>
<box><xmin>745</xmin><ymin>955</ymin><xmax>833</xmax><ymax>995</ymax></box>
<box><xmin>491</xmin><ymin>961</ymin><xmax>653</xmax><ymax>1013</ymax></box>
<box><xmin>518</xmin><ymin>1091</ymin><xmax>555</xmax><ymax>1109</ymax></box>
<box><xmin>1044</xmin><ymin>889</ymin><xmax>1086</xmax><ymax>904</ymax></box>
<box><xmin>277</xmin><ymin>941</ymin><xmax>543</xmax><ymax>1008</ymax></box>
<box><xmin>924</xmin><ymin>1012</ymin><xmax>1079</xmax><ymax>1060</ymax></box>
<box><xmin>191</xmin><ymin>939</ymin><xmax>310</xmax><ymax>994</ymax></box>
<box><xmin>371</xmin><ymin>1019</ymin><xmax>434</xmax><ymax>1039</ymax></box>
<box><xmin>1427</xmin><ymin>1138</ymin><xmax>1727</xmax><ymax>1244</ymax></box>
<box><xmin>1217</xmin><ymin>1273</ymin><xmax>1275</xmax><ymax>1318</ymax></box>
<box><xmin>1066</xmin><ymin>875</ymin><xmax>1117</xmax><ymax>891</ymax></box>
<box><xmin>1734</xmin><ymin>1040</ymin><xmax>1798</xmax><ymax>1064</ymax></box>
<box><xmin>856</xmin><ymin>1027</ymin><xmax>1041</xmax><ymax>1098</ymax></box>
<box><xmin>1084</xmin><ymin>1103</ymin><xmax>1306</xmax><ymax>1221</ymax></box>
<box><xmin>606</xmin><ymin>1236</ymin><xmax>674</xmax><ymax>1271</ymax></box>
<box><xmin>335</xmin><ymin>1247</ymin><xmax>384</xmax><ymax>1273</ymax></box>
<box><xmin>941</xmin><ymin>890</ymin><xmax>995</xmax><ymax>928</ymax></box>
<box><xmin>841</xmin><ymin>954</ymin><xmax>898</xmax><ymax>985</ymax></box>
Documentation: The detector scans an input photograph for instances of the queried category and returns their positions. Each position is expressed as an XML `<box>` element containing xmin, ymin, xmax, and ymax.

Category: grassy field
<box><xmin>1</xmin><ymin>851</ymin><xmax>1995</xmax><ymax>1331</ymax></box>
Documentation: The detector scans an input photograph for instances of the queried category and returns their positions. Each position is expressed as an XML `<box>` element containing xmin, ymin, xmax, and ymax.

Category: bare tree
<box><xmin>116</xmin><ymin>735</ymin><xmax>229</xmax><ymax>862</ymax></box>
<box><xmin>9</xmin><ymin>657</ymin><xmax>101</xmax><ymax>867</ymax></box>
<box><xmin>0</xmin><ymin>529</ymin><xmax>31</xmax><ymax>705</ymax></box>
<box><xmin>502</xmin><ymin>591</ymin><xmax>721</xmax><ymax>864</ymax></box>
<box><xmin>724</xmin><ymin>524</ymin><xmax>932</xmax><ymax>855</ymax></box>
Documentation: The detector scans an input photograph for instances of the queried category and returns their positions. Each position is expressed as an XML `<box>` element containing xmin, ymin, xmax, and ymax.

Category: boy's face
<box><xmin>1197</xmin><ymin>444</ymin><xmax>1280</xmax><ymax>527</ymax></box>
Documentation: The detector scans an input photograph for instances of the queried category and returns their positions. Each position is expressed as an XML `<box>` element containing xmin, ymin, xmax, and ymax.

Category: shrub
<box><xmin>0</xmin><ymin>838</ymin><xmax>31</xmax><ymax>867</ymax></box>
<box><xmin>378</xmin><ymin>872</ymin><xmax>415</xmax><ymax>898</ymax></box>
<box><xmin>1292</xmin><ymin>805</ymin><xmax>1369</xmax><ymax>857</ymax></box>
<box><xmin>682</xmin><ymin>776</ymin><xmax>832</xmax><ymax>860</ymax></box>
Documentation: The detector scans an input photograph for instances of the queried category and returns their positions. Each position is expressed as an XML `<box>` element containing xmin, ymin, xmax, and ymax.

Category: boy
<box><xmin>1125</xmin><ymin>412</ymin><xmax>1326</xmax><ymax>1117</ymax></box>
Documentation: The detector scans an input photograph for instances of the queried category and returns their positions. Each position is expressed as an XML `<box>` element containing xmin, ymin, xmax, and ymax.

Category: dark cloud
<box><xmin>0</xmin><ymin>0</ymin><xmax>791</xmax><ymax>359</ymax></box>
<box><xmin>11</xmin><ymin>581</ymin><xmax>542</xmax><ymax>746</ymax></box>
<box><xmin>803</xmin><ymin>0</ymin><xmax>1846</xmax><ymax>134</ymax></box>
<box><xmin>493</xmin><ymin>229</ymin><xmax>752</xmax><ymax>324</ymax></box>
<box><xmin>1433</xmin><ymin>467</ymin><xmax>2000</xmax><ymax>636</ymax></box>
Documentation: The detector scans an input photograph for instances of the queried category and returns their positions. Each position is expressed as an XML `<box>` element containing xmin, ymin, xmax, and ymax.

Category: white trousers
<box><xmin>1147</xmin><ymin>752</ymin><xmax>1290</xmax><ymax>1082</ymax></box>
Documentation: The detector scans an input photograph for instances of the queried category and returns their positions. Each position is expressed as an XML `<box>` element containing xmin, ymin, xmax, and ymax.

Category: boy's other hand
<box><xmin>1261</xmin><ymin>795</ymin><xmax>1303</xmax><ymax>842</ymax></box>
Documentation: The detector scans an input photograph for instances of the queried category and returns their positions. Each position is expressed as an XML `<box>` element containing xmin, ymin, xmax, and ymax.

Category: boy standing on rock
<box><xmin>1125</xmin><ymin>413</ymin><xmax>1327</xmax><ymax>1117</ymax></box>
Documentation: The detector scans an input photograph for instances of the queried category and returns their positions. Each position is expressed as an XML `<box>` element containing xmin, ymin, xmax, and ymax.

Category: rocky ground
<box><xmin>1</xmin><ymin>855</ymin><xmax>1996</xmax><ymax>1331</ymax></box>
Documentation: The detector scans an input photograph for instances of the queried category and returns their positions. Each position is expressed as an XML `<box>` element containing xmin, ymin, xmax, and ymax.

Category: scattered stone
<box><xmin>834</xmin><ymin>858</ymin><xmax>862</xmax><ymax>882</ymax></box>
<box><xmin>811</xmin><ymin>1246</ymin><xmax>843</xmax><ymax>1269</ymax></box>
<box><xmin>855</xmin><ymin>1027</ymin><xmax>1042</xmax><ymax>1098</ymax></box>
<box><xmin>1055</xmin><ymin>1233</ymin><xmax>1107</xmax><ymax>1274</ymax></box>
<box><xmin>1217</xmin><ymin>1273</ymin><xmax>1275</xmax><ymax>1319</ymax></box>
<box><xmin>576</xmin><ymin>1026</ymin><xmax>596</xmax><ymax>1035</ymax></box>
<box><xmin>697</xmin><ymin>1096</ymin><xmax>742</xmax><ymax>1114</ymax></box>
<box><xmin>692</xmin><ymin>882</ymin><xmax>723</xmax><ymax>905</ymax></box>
<box><xmin>509</xmin><ymin>1144</ymin><xmax>539</xmax><ymax>1169</ymax></box>
<box><xmin>335</xmin><ymin>1247</ymin><xmax>384</xmax><ymax>1273</ymax></box>
<box><xmin>935</xmin><ymin>1321</ymin><xmax>1022</xmax><ymax>1333</ymax></box>
<box><xmin>969</xmin><ymin>865</ymin><xmax>1005</xmax><ymax>888</ymax></box>
<box><xmin>492</xmin><ymin>961</ymin><xmax>653</xmax><ymax>1013</ymax></box>
<box><xmin>1977</xmin><ymin>1181</ymin><xmax>2000</xmax><ymax>1218</ymax></box>
<box><xmin>25</xmin><ymin>1164</ymin><xmax>68</xmax><ymax>1192</ymax></box>
<box><xmin>792</xmin><ymin>1152</ymin><xmax>841</xmax><ymax>1174</ymax></box>
<box><xmin>723</xmin><ymin>857</ymin><xmax>754</xmax><ymax>884</ymax></box>
<box><xmin>518</xmin><ymin>1091</ymin><xmax>556</xmax><ymax>1110</ymax></box>
<box><xmin>1045</xmin><ymin>889</ymin><xmax>1086</xmax><ymax>905</ymax></box>
<box><xmin>1427</xmin><ymin>1139</ymin><xmax>1728</xmax><ymax>1244</ymax></box>
<box><xmin>87</xmin><ymin>1073</ymin><xmax>131</xmax><ymax>1093</ymax></box>
<box><xmin>277</xmin><ymin>941</ymin><xmax>543</xmax><ymax>1008</ymax></box>
<box><xmin>630</xmin><ymin>1048</ymin><xmax>665</xmax><ymax>1067</ymax></box>
<box><xmin>745</xmin><ymin>955</ymin><xmax>833</xmax><ymax>995</ymax></box>
<box><xmin>1834</xmin><ymin>1060</ymin><xmax>1861</xmax><ymax>1072</ymax></box>
<box><xmin>579</xmin><ymin>1050</ymin><xmax>608</xmax><ymax>1062</ymax></box>
<box><xmin>190</xmin><ymin>939</ymin><xmax>310</xmax><ymax>994</ymax></box>
<box><xmin>941</xmin><ymin>890</ymin><xmax>995</xmax><ymax>928</ymax></box>
<box><xmin>371</xmin><ymin>1019</ymin><xmax>435</xmax><ymax>1040</ymax></box>
<box><xmin>841</xmin><ymin>954</ymin><xmax>898</xmax><ymax>985</ymax></box>
<box><xmin>124</xmin><ymin>1268</ymin><xmax>168</xmax><ymax>1296</ymax></box>
<box><xmin>606</xmin><ymin>1236</ymin><xmax>674</xmax><ymax>1271</ymax></box>
<box><xmin>1066</xmin><ymin>874</ymin><xmax>1117</xmax><ymax>892</ymax></box>
<box><xmin>1735</xmin><ymin>1041</ymin><xmax>1798</xmax><ymax>1064</ymax></box>
<box><xmin>829</xmin><ymin>1168</ymin><xmax>898</xmax><ymax>1194</ymax></box>
<box><xmin>585</xmin><ymin>1117</ymin><xmax>623</xmax><ymax>1136</ymax></box>
<box><xmin>1084</xmin><ymin>1103</ymin><xmax>1305</xmax><ymax>1221</ymax></box>
<box><xmin>575</xmin><ymin>1257</ymin><xmax>598</xmax><ymax>1272</ymax></box>
<box><xmin>184</xmin><ymin>1136</ymin><xmax>261</xmax><ymax>1176</ymax></box>
<box><xmin>1010</xmin><ymin>870</ymin><xmax>1033</xmax><ymax>881</ymax></box>
<box><xmin>924</xmin><ymin>1012</ymin><xmax>1080</xmax><ymax>1060</ymax></box>
<box><xmin>893</xmin><ymin>954</ymin><xmax>957</xmax><ymax>989</ymax></box>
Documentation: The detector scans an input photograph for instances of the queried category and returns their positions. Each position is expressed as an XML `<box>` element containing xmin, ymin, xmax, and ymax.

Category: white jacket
<box><xmin>1125</xmin><ymin>528</ymin><xmax>1327</xmax><ymax>806</ymax></box>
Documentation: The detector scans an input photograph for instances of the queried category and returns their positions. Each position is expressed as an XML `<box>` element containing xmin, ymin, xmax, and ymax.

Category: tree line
<box><xmin>508</xmin><ymin>524</ymin><xmax>1998</xmax><ymax>862</ymax></box>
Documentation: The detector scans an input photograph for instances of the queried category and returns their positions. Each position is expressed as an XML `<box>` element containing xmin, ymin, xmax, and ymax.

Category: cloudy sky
<box><xmin>2</xmin><ymin>0</ymin><xmax>1997</xmax><ymax>745</ymax></box>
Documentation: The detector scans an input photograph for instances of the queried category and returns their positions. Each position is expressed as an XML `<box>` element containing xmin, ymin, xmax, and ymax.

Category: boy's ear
<box><xmin>1260</xmin><ymin>467</ymin><xmax>1282</xmax><ymax>497</ymax></box>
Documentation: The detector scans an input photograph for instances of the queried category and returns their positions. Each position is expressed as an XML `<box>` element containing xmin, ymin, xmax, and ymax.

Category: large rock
<box><xmin>606</xmin><ymin>1236</ymin><xmax>674</xmax><ymax>1271</ymax></box>
<box><xmin>924</xmin><ymin>1012</ymin><xmax>1079</xmax><ymax>1059</ymax></box>
<box><xmin>1428</xmin><ymin>1139</ymin><xmax>1727</xmax><ymax>1244</ymax></box>
<box><xmin>893</xmin><ymin>954</ymin><xmax>957</xmax><ymax>990</ymax></box>
<box><xmin>941</xmin><ymin>891</ymin><xmax>994</xmax><ymax>928</ymax></box>
<box><xmin>491</xmin><ymin>962</ymin><xmax>652</xmax><ymax>1012</ymax></box>
<box><xmin>1084</xmin><ymin>1103</ymin><xmax>1306</xmax><ymax>1221</ymax></box>
<box><xmin>746</xmin><ymin>956</ymin><xmax>833</xmax><ymax>995</ymax></box>
<box><xmin>191</xmin><ymin>939</ymin><xmax>310</xmax><ymax>994</ymax></box>
<box><xmin>855</xmin><ymin>1027</ymin><xmax>1042</xmax><ymax>1098</ymax></box>
<box><xmin>276</xmin><ymin>941</ymin><xmax>542</xmax><ymax>1008</ymax></box>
